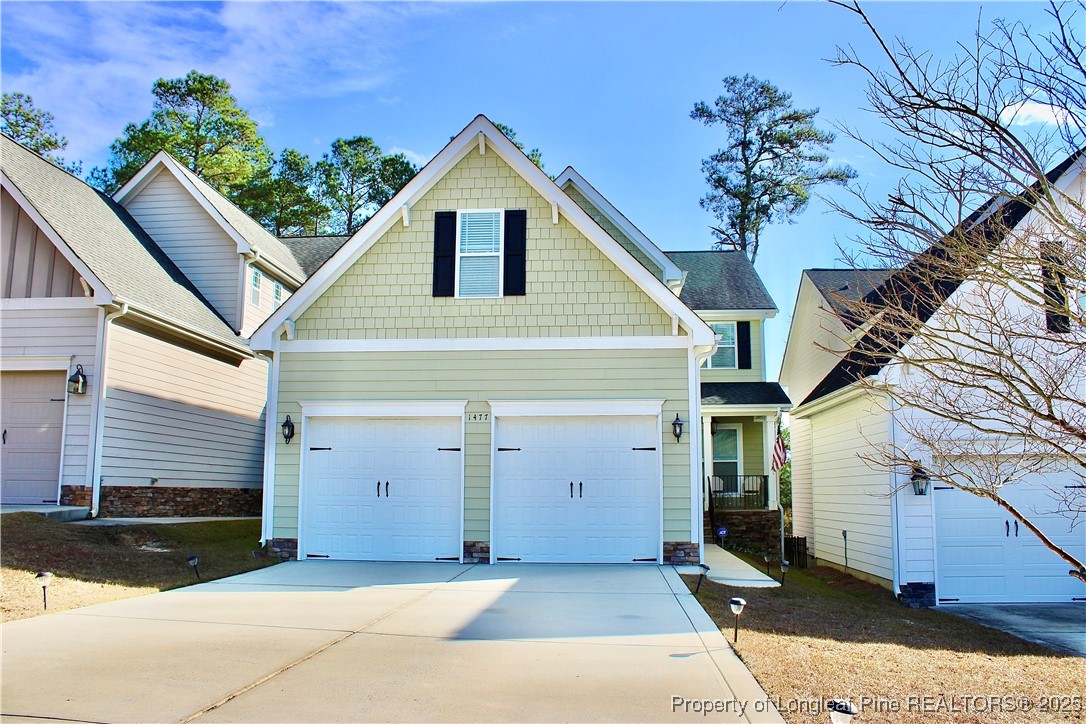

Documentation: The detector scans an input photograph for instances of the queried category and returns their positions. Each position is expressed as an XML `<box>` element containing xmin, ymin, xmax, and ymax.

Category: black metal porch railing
<box><xmin>707</xmin><ymin>475</ymin><xmax>769</xmax><ymax>511</ymax></box>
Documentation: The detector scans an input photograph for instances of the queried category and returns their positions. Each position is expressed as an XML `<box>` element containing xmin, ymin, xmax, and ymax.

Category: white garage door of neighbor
<box><xmin>1</xmin><ymin>371</ymin><xmax>65</xmax><ymax>504</ymax></box>
<box><xmin>935</xmin><ymin>479</ymin><xmax>1086</xmax><ymax>603</ymax></box>
<box><xmin>493</xmin><ymin>415</ymin><xmax>661</xmax><ymax>563</ymax></box>
<box><xmin>302</xmin><ymin>417</ymin><xmax>462</xmax><ymax>561</ymax></box>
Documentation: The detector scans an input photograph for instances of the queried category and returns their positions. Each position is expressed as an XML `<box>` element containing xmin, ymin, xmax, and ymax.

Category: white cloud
<box><xmin>999</xmin><ymin>100</ymin><xmax>1070</xmax><ymax>128</ymax></box>
<box><xmin>0</xmin><ymin>2</ymin><xmax>449</xmax><ymax>167</ymax></box>
<box><xmin>387</xmin><ymin>145</ymin><xmax>431</xmax><ymax>167</ymax></box>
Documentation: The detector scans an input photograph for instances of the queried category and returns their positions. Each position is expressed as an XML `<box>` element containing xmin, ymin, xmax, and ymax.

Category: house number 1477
<box><xmin>465</xmin><ymin>412</ymin><xmax>490</xmax><ymax>422</ymax></box>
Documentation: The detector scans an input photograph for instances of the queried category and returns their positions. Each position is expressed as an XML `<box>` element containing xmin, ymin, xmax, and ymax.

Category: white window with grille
<box><xmin>250</xmin><ymin>267</ymin><xmax>262</xmax><ymax>306</ymax></box>
<box><xmin>456</xmin><ymin>210</ymin><xmax>503</xmax><ymax>298</ymax></box>
<box><xmin>707</xmin><ymin>322</ymin><xmax>737</xmax><ymax>368</ymax></box>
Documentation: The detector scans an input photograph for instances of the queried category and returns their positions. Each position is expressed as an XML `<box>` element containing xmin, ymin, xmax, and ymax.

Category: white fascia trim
<box><xmin>116</xmin><ymin>302</ymin><xmax>252</xmax><ymax>360</ymax></box>
<box><xmin>278</xmin><ymin>336</ymin><xmax>691</xmax><ymax>354</ymax></box>
<box><xmin>489</xmin><ymin>399</ymin><xmax>664</xmax><ymax>417</ymax></box>
<box><xmin>1</xmin><ymin>297</ymin><xmax>98</xmax><ymax>311</ymax></box>
<box><xmin>0</xmin><ymin>173</ymin><xmax>113</xmax><ymax>305</ymax></box>
<box><xmin>554</xmin><ymin>166</ymin><xmax>682</xmax><ymax>283</ymax></box>
<box><xmin>251</xmin><ymin>115</ymin><xmax>714</xmax><ymax>350</ymax></box>
<box><xmin>779</xmin><ymin>274</ymin><xmax>824</xmax><ymax>389</ymax></box>
<box><xmin>697</xmin><ymin>309</ymin><xmax>777</xmax><ymax>321</ymax></box>
<box><xmin>0</xmin><ymin>355</ymin><xmax>73</xmax><ymax>371</ymax></box>
<box><xmin>299</xmin><ymin>400</ymin><xmax>468</xmax><ymax>418</ymax></box>
<box><xmin>789</xmin><ymin>380</ymin><xmax>873</xmax><ymax>419</ymax></box>
<box><xmin>114</xmin><ymin>153</ymin><xmax>253</xmax><ymax>256</ymax></box>
<box><xmin>701</xmin><ymin>404</ymin><xmax>793</xmax><ymax>416</ymax></box>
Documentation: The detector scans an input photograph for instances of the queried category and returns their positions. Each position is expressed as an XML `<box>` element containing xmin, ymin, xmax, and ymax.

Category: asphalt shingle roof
<box><xmin>702</xmin><ymin>382</ymin><xmax>791</xmax><ymax>407</ymax></box>
<box><xmin>1</xmin><ymin>135</ymin><xmax>245</xmax><ymax>351</ymax></box>
<box><xmin>169</xmin><ymin>160</ymin><xmax>307</xmax><ymax>282</ymax></box>
<box><xmin>806</xmin><ymin>269</ymin><xmax>896</xmax><ymax>320</ymax></box>
<box><xmin>666</xmin><ymin>251</ymin><xmax>777</xmax><ymax>311</ymax></box>
<box><xmin>279</xmin><ymin>236</ymin><xmax>351</xmax><ymax>277</ymax></box>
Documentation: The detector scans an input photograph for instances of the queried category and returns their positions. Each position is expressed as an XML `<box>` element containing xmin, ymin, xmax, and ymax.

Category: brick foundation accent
<box><xmin>268</xmin><ymin>538</ymin><xmax>298</xmax><ymax>560</ymax></box>
<box><xmin>898</xmin><ymin>582</ymin><xmax>936</xmax><ymax>608</ymax></box>
<box><xmin>463</xmin><ymin>541</ymin><xmax>490</xmax><ymax>563</ymax></box>
<box><xmin>663</xmin><ymin>541</ymin><xmax>700</xmax><ymax>565</ymax></box>
<box><xmin>60</xmin><ymin>485</ymin><xmax>92</xmax><ymax>507</ymax></box>
<box><xmin>97</xmin><ymin>486</ymin><xmax>262</xmax><ymax>517</ymax></box>
<box><xmin>706</xmin><ymin>510</ymin><xmax>781</xmax><ymax>556</ymax></box>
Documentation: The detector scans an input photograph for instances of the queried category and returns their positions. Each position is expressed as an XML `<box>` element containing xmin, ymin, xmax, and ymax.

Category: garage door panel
<box><xmin>303</xmin><ymin>417</ymin><xmax>461</xmax><ymax>562</ymax></box>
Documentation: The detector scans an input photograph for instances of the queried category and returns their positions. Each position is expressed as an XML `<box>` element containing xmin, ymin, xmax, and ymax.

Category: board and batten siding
<box><xmin>121</xmin><ymin>169</ymin><xmax>241</xmax><ymax>330</ymax></box>
<box><xmin>0</xmin><ymin>304</ymin><xmax>101</xmax><ymax>488</ymax></box>
<box><xmin>294</xmin><ymin>149</ymin><xmax>674</xmax><ymax>340</ymax></box>
<box><xmin>560</xmin><ymin>182</ymin><xmax>665</xmax><ymax>281</ymax></box>
<box><xmin>702</xmin><ymin>319</ymin><xmax>764</xmax><ymax>384</ymax></box>
<box><xmin>100</xmin><ymin>323</ymin><xmax>266</xmax><ymax>488</ymax></box>
<box><xmin>808</xmin><ymin>390</ymin><xmax>894</xmax><ymax>583</ymax></box>
<box><xmin>1</xmin><ymin>189</ymin><xmax>84</xmax><ymax>299</ymax></box>
<box><xmin>272</xmin><ymin>349</ymin><xmax>691</xmax><ymax>543</ymax></box>
<box><xmin>788</xmin><ymin>416</ymin><xmax>814</xmax><ymax>540</ymax></box>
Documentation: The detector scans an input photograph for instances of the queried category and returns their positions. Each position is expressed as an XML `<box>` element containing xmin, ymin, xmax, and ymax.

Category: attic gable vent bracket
<box><xmin>401</xmin><ymin>204</ymin><xmax>411</xmax><ymax>228</ymax></box>
<box><xmin>478</xmin><ymin>133</ymin><xmax>486</xmax><ymax>155</ymax></box>
<box><xmin>551</xmin><ymin>203</ymin><xmax>559</xmax><ymax>225</ymax></box>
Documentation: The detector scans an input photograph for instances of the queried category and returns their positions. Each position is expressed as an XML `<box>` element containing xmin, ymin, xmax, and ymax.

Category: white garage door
<box><xmin>935</xmin><ymin>479</ymin><xmax>1086</xmax><ymax>603</ymax></box>
<box><xmin>493</xmin><ymin>416</ymin><xmax>661</xmax><ymax>563</ymax></box>
<box><xmin>1</xmin><ymin>371</ymin><xmax>65</xmax><ymax>504</ymax></box>
<box><xmin>302</xmin><ymin>417</ymin><xmax>462</xmax><ymax>561</ymax></box>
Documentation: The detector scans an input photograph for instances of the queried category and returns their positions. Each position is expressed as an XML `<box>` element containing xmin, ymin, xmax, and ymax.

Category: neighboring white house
<box><xmin>0</xmin><ymin>135</ymin><xmax>301</xmax><ymax>517</ymax></box>
<box><xmin>780</xmin><ymin>153</ymin><xmax>1086</xmax><ymax>605</ymax></box>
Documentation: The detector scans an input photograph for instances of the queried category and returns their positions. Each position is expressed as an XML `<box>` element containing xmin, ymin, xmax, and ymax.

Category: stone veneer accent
<box><xmin>706</xmin><ymin>510</ymin><xmax>781</xmax><ymax>556</ymax></box>
<box><xmin>268</xmin><ymin>538</ymin><xmax>299</xmax><ymax>560</ymax></box>
<box><xmin>663</xmin><ymin>541</ymin><xmax>699</xmax><ymax>565</ymax></box>
<box><xmin>463</xmin><ymin>541</ymin><xmax>490</xmax><ymax>564</ymax></box>
<box><xmin>60</xmin><ymin>485</ymin><xmax>92</xmax><ymax>507</ymax></box>
<box><xmin>898</xmin><ymin>582</ymin><xmax>936</xmax><ymax>608</ymax></box>
<box><xmin>97</xmin><ymin>486</ymin><xmax>262</xmax><ymax>517</ymax></box>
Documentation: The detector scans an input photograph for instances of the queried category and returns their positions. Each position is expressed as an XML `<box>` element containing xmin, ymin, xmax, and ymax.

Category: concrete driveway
<box><xmin>1</xmin><ymin>562</ymin><xmax>781</xmax><ymax>723</ymax></box>
<box><xmin>946</xmin><ymin>603</ymin><xmax>1086</xmax><ymax>657</ymax></box>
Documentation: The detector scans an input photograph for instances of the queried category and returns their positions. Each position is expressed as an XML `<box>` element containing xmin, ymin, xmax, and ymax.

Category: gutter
<box><xmin>90</xmin><ymin>301</ymin><xmax>129</xmax><ymax>517</ymax></box>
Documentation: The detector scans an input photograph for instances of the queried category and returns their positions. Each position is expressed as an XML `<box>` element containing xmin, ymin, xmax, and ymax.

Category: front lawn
<box><xmin>1</xmin><ymin>513</ymin><xmax>278</xmax><ymax>622</ymax></box>
<box><xmin>686</xmin><ymin>555</ymin><xmax>1086</xmax><ymax>723</ymax></box>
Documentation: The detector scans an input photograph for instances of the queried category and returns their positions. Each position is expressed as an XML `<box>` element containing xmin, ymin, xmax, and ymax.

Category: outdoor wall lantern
<box><xmin>282</xmin><ymin>415</ymin><xmax>295</xmax><ymax>444</ymax></box>
<box><xmin>728</xmin><ymin>597</ymin><xmax>746</xmax><ymax>642</ymax></box>
<box><xmin>672</xmin><ymin>414</ymin><xmax>684</xmax><ymax>442</ymax></box>
<box><xmin>67</xmin><ymin>364</ymin><xmax>87</xmax><ymax>395</ymax></box>
<box><xmin>910</xmin><ymin>466</ymin><xmax>931</xmax><ymax>496</ymax></box>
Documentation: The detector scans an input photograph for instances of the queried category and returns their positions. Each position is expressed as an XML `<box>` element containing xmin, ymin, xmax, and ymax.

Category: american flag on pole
<box><xmin>771</xmin><ymin>421</ymin><xmax>787</xmax><ymax>471</ymax></box>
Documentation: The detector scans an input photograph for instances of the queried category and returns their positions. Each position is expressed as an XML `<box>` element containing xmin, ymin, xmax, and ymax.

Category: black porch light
<box><xmin>672</xmin><ymin>414</ymin><xmax>684</xmax><ymax>442</ymax></box>
<box><xmin>282</xmin><ymin>415</ymin><xmax>295</xmax><ymax>444</ymax></box>
<box><xmin>67</xmin><ymin>365</ymin><xmax>87</xmax><ymax>395</ymax></box>
<box><xmin>910</xmin><ymin>466</ymin><xmax>931</xmax><ymax>496</ymax></box>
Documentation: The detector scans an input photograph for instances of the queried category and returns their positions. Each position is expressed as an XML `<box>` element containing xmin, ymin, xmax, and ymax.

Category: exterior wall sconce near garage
<box><xmin>67</xmin><ymin>364</ymin><xmax>87</xmax><ymax>394</ymax></box>
<box><xmin>672</xmin><ymin>414</ymin><xmax>684</xmax><ymax>442</ymax></box>
<box><xmin>282</xmin><ymin>415</ymin><xmax>295</xmax><ymax>444</ymax></box>
<box><xmin>910</xmin><ymin>466</ymin><xmax>931</xmax><ymax>496</ymax></box>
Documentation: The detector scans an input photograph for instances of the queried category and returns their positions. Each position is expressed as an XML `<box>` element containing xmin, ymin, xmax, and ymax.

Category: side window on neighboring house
<box><xmin>250</xmin><ymin>268</ymin><xmax>262</xmax><ymax>306</ymax></box>
<box><xmin>273</xmin><ymin>281</ymin><xmax>283</xmax><ymax>306</ymax></box>
<box><xmin>708</xmin><ymin>322</ymin><xmax>737</xmax><ymax>369</ymax></box>
<box><xmin>433</xmin><ymin>209</ymin><xmax>527</xmax><ymax>298</ymax></box>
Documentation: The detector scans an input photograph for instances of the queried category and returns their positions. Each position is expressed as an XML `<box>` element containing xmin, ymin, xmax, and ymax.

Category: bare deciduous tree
<box><xmin>824</xmin><ymin>0</ymin><xmax>1086</xmax><ymax>583</ymax></box>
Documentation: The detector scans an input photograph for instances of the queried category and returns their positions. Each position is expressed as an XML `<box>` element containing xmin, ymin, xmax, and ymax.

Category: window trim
<box><xmin>250</xmin><ymin>267</ymin><xmax>262</xmax><ymax>306</ymax></box>
<box><xmin>455</xmin><ymin>208</ymin><xmax>504</xmax><ymax>299</ymax></box>
<box><xmin>707</xmin><ymin>321</ymin><xmax>738</xmax><ymax>369</ymax></box>
<box><xmin>273</xmin><ymin>281</ymin><xmax>283</xmax><ymax>306</ymax></box>
<box><xmin>710</xmin><ymin>421</ymin><xmax>743</xmax><ymax>478</ymax></box>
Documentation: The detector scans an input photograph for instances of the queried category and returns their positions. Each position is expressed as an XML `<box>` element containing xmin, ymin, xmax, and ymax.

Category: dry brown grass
<box><xmin>686</xmin><ymin>557</ymin><xmax>1086</xmax><ymax>723</ymax></box>
<box><xmin>1</xmin><ymin>513</ymin><xmax>278</xmax><ymax>622</ymax></box>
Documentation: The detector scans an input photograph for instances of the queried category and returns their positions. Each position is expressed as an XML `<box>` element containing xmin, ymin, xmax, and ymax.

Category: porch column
<box><xmin>764</xmin><ymin>415</ymin><xmax>777</xmax><ymax>509</ymax></box>
<box><xmin>701</xmin><ymin>414</ymin><xmax>713</xmax><ymax>511</ymax></box>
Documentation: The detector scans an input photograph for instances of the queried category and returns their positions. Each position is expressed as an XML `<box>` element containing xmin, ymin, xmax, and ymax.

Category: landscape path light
<box><xmin>36</xmin><ymin>571</ymin><xmax>53</xmax><ymax>610</ymax></box>
<box><xmin>728</xmin><ymin>596</ymin><xmax>746</xmax><ymax>643</ymax></box>
<box><xmin>187</xmin><ymin>555</ymin><xmax>201</xmax><ymax>581</ymax></box>
<box><xmin>780</xmin><ymin>560</ymin><xmax>790</xmax><ymax>585</ymax></box>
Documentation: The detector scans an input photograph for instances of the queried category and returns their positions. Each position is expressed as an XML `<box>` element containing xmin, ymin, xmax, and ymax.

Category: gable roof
<box><xmin>279</xmin><ymin>235</ymin><xmax>350</xmax><ymax>276</ymax></box>
<box><xmin>805</xmin><ymin>268</ymin><xmax>895</xmax><ymax>327</ymax></box>
<box><xmin>114</xmin><ymin>152</ymin><xmax>306</xmax><ymax>284</ymax></box>
<box><xmin>665</xmin><ymin>251</ymin><xmax>777</xmax><ymax>312</ymax></box>
<box><xmin>0</xmin><ymin>135</ymin><xmax>247</xmax><ymax>356</ymax></box>
<box><xmin>799</xmin><ymin>150</ymin><xmax>1085</xmax><ymax>408</ymax></box>
<box><xmin>554</xmin><ymin>167</ymin><xmax>682</xmax><ymax>284</ymax></box>
<box><xmin>251</xmin><ymin>115</ymin><xmax>716</xmax><ymax>350</ymax></box>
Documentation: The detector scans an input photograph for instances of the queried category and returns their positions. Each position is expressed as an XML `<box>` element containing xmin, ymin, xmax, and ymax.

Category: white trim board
<box><xmin>250</xmin><ymin>115</ymin><xmax>715</xmax><ymax>351</ymax></box>
<box><xmin>278</xmin><ymin>336</ymin><xmax>692</xmax><ymax>354</ymax></box>
<box><xmin>488</xmin><ymin>399</ymin><xmax>664</xmax><ymax>417</ymax></box>
<box><xmin>299</xmin><ymin>400</ymin><xmax>468</xmax><ymax>418</ymax></box>
<box><xmin>0</xmin><ymin>355</ymin><xmax>74</xmax><ymax>372</ymax></box>
<box><xmin>1</xmin><ymin>298</ymin><xmax>98</xmax><ymax>311</ymax></box>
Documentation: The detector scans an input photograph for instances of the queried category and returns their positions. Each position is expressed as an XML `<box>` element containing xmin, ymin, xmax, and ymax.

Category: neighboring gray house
<box><xmin>0</xmin><ymin>136</ymin><xmax>299</xmax><ymax>516</ymax></box>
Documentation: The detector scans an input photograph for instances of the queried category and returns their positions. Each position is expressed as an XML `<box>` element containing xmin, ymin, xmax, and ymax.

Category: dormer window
<box><xmin>708</xmin><ymin>322</ymin><xmax>738</xmax><ymax>369</ymax></box>
<box><xmin>457</xmin><ymin>210</ymin><xmax>503</xmax><ymax>298</ymax></box>
<box><xmin>433</xmin><ymin>209</ymin><xmax>527</xmax><ymax>298</ymax></box>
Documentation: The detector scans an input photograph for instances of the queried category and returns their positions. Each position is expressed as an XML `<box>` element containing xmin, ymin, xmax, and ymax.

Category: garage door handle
<box><xmin>579</xmin><ymin>481</ymin><xmax>583</xmax><ymax>498</ymax></box>
<box><xmin>1014</xmin><ymin>520</ymin><xmax>1019</xmax><ymax>537</ymax></box>
<box><xmin>2</xmin><ymin>429</ymin><xmax>5</xmax><ymax>445</ymax></box>
<box><xmin>1005</xmin><ymin>520</ymin><xmax>1010</xmax><ymax>537</ymax></box>
<box><xmin>377</xmin><ymin>480</ymin><xmax>381</xmax><ymax>498</ymax></box>
<box><xmin>570</xmin><ymin>481</ymin><xmax>574</xmax><ymax>498</ymax></box>
<box><xmin>386</xmin><ymin>481</ymin><xmax>389</xmax><ymax>498</ymax></box>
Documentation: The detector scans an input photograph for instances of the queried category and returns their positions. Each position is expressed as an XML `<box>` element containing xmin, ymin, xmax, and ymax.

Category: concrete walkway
<box><xmin>1</xmin><ymin>562</ymin><xmax>782</xmax><ymax>723</ymax></box>
<box><xmin>678</xmin><ymin>545</ymin><xmax>780</xmax><ymax>588</ymax></box>
<box><xmin>946</xmin><ymin>603</ymin><xmax>1086</xmax><ymax>657</ymax></box>
<box><xmin>72</xmin><ymin>515</ymin><xmax>260</xmax><ymax>526</ymax></box>
<box><xmin>0</xmin><ymin>504</ymin><xmax>89</xmax><ymax>522</ymax></box>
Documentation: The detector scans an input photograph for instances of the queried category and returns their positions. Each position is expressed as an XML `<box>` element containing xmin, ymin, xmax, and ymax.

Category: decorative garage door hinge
<box><xmin>496</xmin><ymin>557</ymin><xmax>522</xmax><ymax>561</ymax></box>
<box><xmin>434</xmin><ymin>557</ymin><xmax>459</xmax><ymax>561</ymax></box>
<box><xmin>497</xmin><ymin>447</ymin><xmax>521</xmax><ymax>451</ymax></box>
<box><xmin>306</xmin><ymin>553</ymin><xmax>330</xmax><ymax>559</ymax></box>
<box><xmin>933</xmin><ymin>486</ymin><xmax>953</xmax><ymax>490</ymax></box>
<box><xmin>938</xmin><ymin>597</ymin><xmax>960</xmax><ymax>602</ymax></box>
<box><xmin>309</xmin><ymin>447</ymin><xmax>332</xmax><ymax>451</ymax></box>
<box><xmin>632</xmin><ymin>557</ymin><xmax>658</xmax><ymax>562</ymax></box>
<box><xmin>1065</xmin><ymin>485</ymin><xmax>1086</xmax><ymax>489</ymax></box>
<box><xmin>632</xmin><ymin>447</ymin><xmax>657</xmax><ymax>451</ymax></box>
<box><xmin>437</xmin><ymin>447</ymin><xmax>461</xmax><ymax>452</ymax></box>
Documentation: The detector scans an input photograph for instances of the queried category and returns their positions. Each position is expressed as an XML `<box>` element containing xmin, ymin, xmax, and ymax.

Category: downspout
<box><xmin>691</xmin><ymin>344</ymin><xmax>714</xmax><ymax>560</ymax></box>
<box><xmin>89</xmin><ymin>301</ymin><xmax>129</xmax><ymax>517</ymax></box>
<box><xmin>777</xmin><ymin>413</ymin><xmax>786</xmax><ymax>563</ymax></box>
<box><xmin>888</xmin><ymin>394</ymin><xmax>903</xmax><ymax>594</ymax></box>
<box><xmin>256</xmin><ymin>350</ymin><xmax>278</xmax><ymax>545</ymax></box>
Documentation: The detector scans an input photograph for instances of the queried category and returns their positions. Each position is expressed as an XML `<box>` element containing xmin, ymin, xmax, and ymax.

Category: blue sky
<box><xmin>0</xmin><ymin>1</ymin><xmax>1058</xmax><ymax>378</ymax></box>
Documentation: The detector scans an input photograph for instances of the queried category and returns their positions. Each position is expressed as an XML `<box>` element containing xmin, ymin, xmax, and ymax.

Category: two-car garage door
<box><xmin>300</xmin><ymin>413</ymin><xmax>663</xmax><ymax>563</ymax></box>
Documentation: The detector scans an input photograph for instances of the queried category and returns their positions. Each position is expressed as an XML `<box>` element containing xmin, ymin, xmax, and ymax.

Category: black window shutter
<box><xmin>737</xmin><ymin>321</ymin><xmax>752</xmax><ymax>369</ymax></box>
<box><xmin>433</xmin><ymin>211</ymin><xmax>456</xmax><ymax>297</ymax></box>
<box><xmin>504</xmin><ymin>209</ymin><xmax>527</xmax><ymax>296</ymax></box>
<box><xmin>1042</xmin><ymin>242</ymin><xmax>1071</xmax><ymax>333</ymax></box>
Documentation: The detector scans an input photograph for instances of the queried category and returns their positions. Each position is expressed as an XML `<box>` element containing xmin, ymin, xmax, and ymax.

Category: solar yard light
<box><xmin>694</xmin><ymin>563</ymin><xmax>710</xmax><ymax>594</ymax></box>
<box><xmin>187</xmin><ymin>555</ymin><xmax>201</xmax><ymax>581</ymax></box>
<box><xmin>780</xmin><ymin>560</ymin><xmax>790</xmax><ymax>586</ymax></box>
<box><xmin>828</xmin><ymin>699</ymin><xmax>858</xmax><ymax>724</ymax></box>
<box><xmin>763</xmin><ymin>553</ymin><xmax>771</xmax><ymax>576</ymax></box>
<box><xmin>728</xmin><ymin>597</ymin><xmax>746</xmax><ymax>643</ymax></box>
<box><xmin>36</xmin><ymin>571</ymin><xmax>53</xmax><ymax>610</ymax></box>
